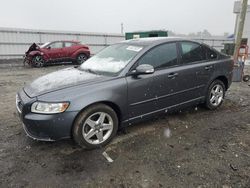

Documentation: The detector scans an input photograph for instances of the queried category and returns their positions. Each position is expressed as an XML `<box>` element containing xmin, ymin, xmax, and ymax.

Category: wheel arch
<box><xmin>213</xmin><ymin>75</ymin><xmax>229</xmax><ymax>90</ymax></box>
<box><xmin>72</xmin><ymin>50</ymin><xmax>90</xmax><ymax>59</ymax></box>
<box><xmin>204</xmin><ymin>75</ymin><xmax>229</xmax><ymax>103</ymax></box>
<box><xmin>70</xmin><ymin>101</ymin><xmax>122</xmax><ymax>137</ymax></box>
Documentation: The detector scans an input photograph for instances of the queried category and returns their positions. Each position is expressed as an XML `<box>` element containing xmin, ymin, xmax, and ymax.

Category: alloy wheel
<box><xmin>33</xmin><ymin>56</ymin><xmax>44</xmax><ymax>67</ymax></box>
<box><xmin>82</xmin><ymin>112</ymin><xmax>114</xmax><ymax>145</ymax></box>
<box><xmin>77</xmin><ymin>54</ymin><xmax>87</xmax><ymax>64</ymax></box>
<box><xmin>209</xmin><ymin>84</ymin><xmax>224</xmax><ymax>106</ymax></box>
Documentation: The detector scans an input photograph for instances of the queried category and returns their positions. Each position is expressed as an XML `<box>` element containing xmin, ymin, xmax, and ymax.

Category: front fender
<box><xmin>37</xmin><ymin>77</ymin><xmax>128</xmax><ymax>123</ymax></box>
<box><xmin>28</xmin><ymin>50</ymin><xmax>42</xmax><ymax>57</ymax></box>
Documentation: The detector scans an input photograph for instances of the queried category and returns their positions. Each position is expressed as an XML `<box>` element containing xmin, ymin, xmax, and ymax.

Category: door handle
<box><xmin>168</xmin><ymin>72</ymin><xmax>178</xmax><ymax>79</ymax></box>
<box><xmin>205</xmin><ymin>65</ymin><xmax>213</xmax><ymax>70</ymax></box>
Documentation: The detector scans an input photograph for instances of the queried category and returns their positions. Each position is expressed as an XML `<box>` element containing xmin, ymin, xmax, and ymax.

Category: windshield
<box><xmin>40</xmin><ymin>42</ymin><xmax>50</xmax><ymax>48</ymax></box>
<box><xmin>80</xmin><ymin>43</ymin><xmax>143</xmax><ymax>76</ymax></box>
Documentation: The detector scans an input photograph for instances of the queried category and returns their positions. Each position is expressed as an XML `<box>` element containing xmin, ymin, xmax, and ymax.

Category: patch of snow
<box><xmin>80</xmin><ymin>43</ymin><xmax>143</xmax><ymax>74</ymax></box>
<box><xmin>29</xmin><ymin>67</ymin><xmax>99</xmax><ymax>93</ymax></box>
<box><xmin>81</xmin><ymin>56</ymin><xmax>130</xmax><ymax>73</ymax></box>
<box><xmin>164</xmin><ymin>128</ymin><xmax>171</xmax><ymax>138</ymax></box>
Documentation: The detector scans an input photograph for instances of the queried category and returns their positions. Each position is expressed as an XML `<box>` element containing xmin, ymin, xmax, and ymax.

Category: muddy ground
<box><xmin>0</xmin><ymin>61</ymin><xmax>250</xmax><ymax>188</ymax></box>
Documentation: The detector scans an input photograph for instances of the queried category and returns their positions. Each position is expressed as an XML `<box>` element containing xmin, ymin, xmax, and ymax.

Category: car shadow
<box><xmin>22</xmin><ymin>104</ymin><xmax>204</xmax><ymax>149</ymax></box>
<box><xmin>20</xmin><ymin>100</ymin><xmax>237</xmax><ymax>153</ymax></box>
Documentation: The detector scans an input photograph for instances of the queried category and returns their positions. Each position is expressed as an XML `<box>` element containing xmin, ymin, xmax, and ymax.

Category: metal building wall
<box><xmin>0</xmin><ymin>27</ymin><xmax>235</xmax><ymax>59</ymax></box>
<box><xmin>0</xmin><ymin>27</ymin><xmax>125</xmax><ymax>59</ymax></box>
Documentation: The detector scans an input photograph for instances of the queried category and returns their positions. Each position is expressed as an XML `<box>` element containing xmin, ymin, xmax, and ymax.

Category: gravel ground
<box><xmin>0</xmin><ymin>61</ymin><xmax>250</xmax><ymax>188</ymax></box>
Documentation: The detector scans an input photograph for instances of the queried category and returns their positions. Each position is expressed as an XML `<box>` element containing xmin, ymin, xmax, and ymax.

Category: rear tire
<box><xmin>243</xmin><ymin>75</ymin><xmax>250</xmax><ymax>82</ymax></box>
<box><xmin>76</xmin><ymin>53</ymin><xmax>88</xmax><ymax>65</ymax></box>
<box><xmin>205</xmin><ymin>80</ymin><xmax>225</xmax><ymax>110</ymax></box>
<box><xmin>73</xmin><ymin>104</ymin><xmax>118</xmax><ymax>149</ymax></box>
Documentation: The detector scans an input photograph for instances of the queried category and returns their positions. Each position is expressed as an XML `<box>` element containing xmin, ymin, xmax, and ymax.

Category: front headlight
<box><xmin>31</xmin><ymin>102</ymin><xmax>69</xmax><ymax>114</ymax></box>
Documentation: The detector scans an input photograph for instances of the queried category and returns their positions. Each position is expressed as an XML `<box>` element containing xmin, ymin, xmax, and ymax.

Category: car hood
<box><xmin>26</xmin><ymin>43</ymin><xmax>40</xmax><ymax>54</ymax></box>
<box><xmin>24</xmin><ymin>67</ymin><xmax>108</xmax><ymax>97</ymax></box>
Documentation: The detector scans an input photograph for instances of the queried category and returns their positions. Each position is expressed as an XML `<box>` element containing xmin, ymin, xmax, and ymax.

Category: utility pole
<box><xmin>121</xmin><ymin>23</ymin><xmax>124</xmax><ymax>35</ymax></box>
<box><xmin>233</xmin><ymin>0</ymin><xmax>248</xmax><ymax>61</ymax></box>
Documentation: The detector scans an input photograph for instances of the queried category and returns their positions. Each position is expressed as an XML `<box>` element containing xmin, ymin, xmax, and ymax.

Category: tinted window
<box><xmin>203</xmin><ymin>45</ymin><xmax>218</xmax><ymax>60</ymax></box>
<box><xmin>137</xmin><ymin>43</ymin><xmax>178</xmax><ymax>69</ymax></box>
<box><xmin>180</xmin><ymin>42</ymin><xmax>206</xmax><ymax>64</ymax></box>
<box><xmin>49</xmin><ymin>42</ymin><xmax>63</xmax><ymax>49</ymax></box>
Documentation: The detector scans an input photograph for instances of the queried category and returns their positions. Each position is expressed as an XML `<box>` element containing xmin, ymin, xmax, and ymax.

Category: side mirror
<box><xmin>129</xmin><ymin>64</ymin><xmax>154</xmax><ymax>76</ymax></box>
<box><xmin>47</xmin><ymin>46</ymin><xmax>51</xmax><ymax>50</ymax></box>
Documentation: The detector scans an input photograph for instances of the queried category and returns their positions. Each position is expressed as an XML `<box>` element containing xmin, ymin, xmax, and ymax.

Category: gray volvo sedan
<box><xmin>16</xmin><ymin>37</ymin><xmax>233</xmax><ymax>149</ymax></box>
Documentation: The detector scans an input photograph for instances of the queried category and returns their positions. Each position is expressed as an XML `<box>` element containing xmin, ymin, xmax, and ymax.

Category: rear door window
<box><xmin>137</xmin><ymin>42</ymin><xmax>178</xmax><ymax>69</ymax></box>
<box><xmin>180</xmin><ymin>42</ymin><xmax>206</xmax><ymax>64</ymax></box>
<box><xmin>64</xmin><ymin>42</ymin><xmax>74</xmax><ymax>47</ymax></box>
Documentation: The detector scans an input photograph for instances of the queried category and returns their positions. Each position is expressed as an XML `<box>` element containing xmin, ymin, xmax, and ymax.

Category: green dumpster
<box><xmin>125</xmin><ymin>30</ymin><xmax>168</xmax><ymax>40</ymax></box>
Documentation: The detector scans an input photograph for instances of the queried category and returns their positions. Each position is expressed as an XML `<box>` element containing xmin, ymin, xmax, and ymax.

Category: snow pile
<box><xmin>80</xmin><ymin>44</ymin><xmax>143</xmax><ymax>74</ymax></box>
<box><xmin>29</xmin><ymin>67</ymin><xmax>99</xmax><ymax>93</ymax></box>
<box><xmin>81</xmin><ymin>56</ymin><xmax>130</xmax><ymax>73</ymax></box>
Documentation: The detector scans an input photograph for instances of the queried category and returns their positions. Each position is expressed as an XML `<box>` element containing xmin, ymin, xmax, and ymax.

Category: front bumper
<box><xmin>21</xmin><ymin>111</ymin><xmax>78</xmax><ymax>141</ymax></box>
<box><xmin>16</xmin><ymin>90</ymin><xmax>78</xmax><ymax>141</ymax></box>
<box><xmin>23</xmin><ymin>55</ymin><xmax>33</xmax><ymax>64</ymax></box>
<box><xmin>22</xmin><ymin>123</ymin><xmax>54</xmax><ymax>141</ymax></box>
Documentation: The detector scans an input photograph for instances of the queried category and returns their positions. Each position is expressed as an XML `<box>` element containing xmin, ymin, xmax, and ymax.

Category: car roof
<box><xmin>50</xmin><ymin>40</ymin><xmax>79</xmax><ymax>43</ymax></box>
<box><xmin>121</xmin><ymin>37</ymin><xmax>199</xmax><ymax>46</ymax></box>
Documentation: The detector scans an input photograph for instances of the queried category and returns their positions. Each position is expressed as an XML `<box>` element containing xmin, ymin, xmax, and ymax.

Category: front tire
<box><xmin>205</xmin><ymin>80</ymin><xmax>225</xmax><ymax>110</ymax></box>
<box><xmin>32</xmin><ymin>55</ymin><xmax>45</xmax><ymax>68</ymax></box>
<box><xmin>76</xmin><ymin>53</ymin><xmax>88</xmax><ymax>65</ymax></box>
<box><xmin>73</xmin><ymin>104</ymin><xmax>118</xmax><ymax>149</ymax></box>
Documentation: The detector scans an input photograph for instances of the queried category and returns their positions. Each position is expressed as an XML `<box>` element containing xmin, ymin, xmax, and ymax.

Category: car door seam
<box><xmin>129</xmin><ymin>84</ymin><xmax>205</xmax><ymax>107</ymax></box>
<box><xmin>125</xmin><ymin>96</ymin><xmax>205</xmax><ymax>122</ymax></box>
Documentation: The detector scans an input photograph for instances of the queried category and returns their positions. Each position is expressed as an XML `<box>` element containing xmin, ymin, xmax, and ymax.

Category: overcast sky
<box><xmin>0</xmin><ymin>0</ymin><xmax>237</xmax><ymax>35</ymax></box>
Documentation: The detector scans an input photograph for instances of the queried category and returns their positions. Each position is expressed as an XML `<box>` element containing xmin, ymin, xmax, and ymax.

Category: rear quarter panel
<box><xmin>71</xmin><ymin>45</ymin><xmax>90</xmax><ymax>58</ymax></box>
<box><xmin>208</xmin><ymin>57</ymin><xmax>233</xmax><ymax>89</ymax></box>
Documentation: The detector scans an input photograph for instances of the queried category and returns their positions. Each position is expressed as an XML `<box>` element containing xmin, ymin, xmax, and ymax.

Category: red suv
<box><xmin>24</xmin><ymin>41</ymin><xmax>90</xmax><ymax>67</ymax></box>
